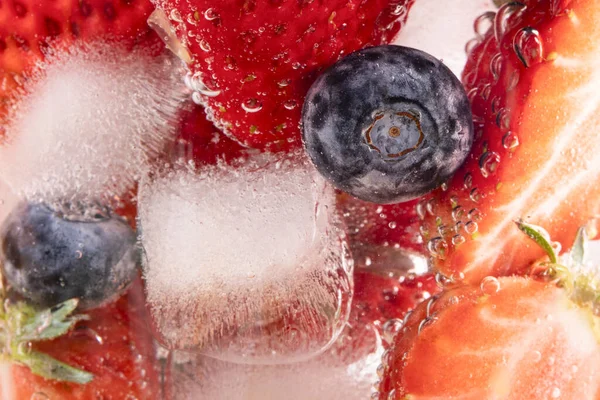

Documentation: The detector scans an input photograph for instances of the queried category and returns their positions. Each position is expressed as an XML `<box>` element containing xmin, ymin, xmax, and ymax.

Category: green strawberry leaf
<box><xmin>515</xmin><ymin>219</ymin><xmax>558</xmax><ymax>264</ymax></box>
<box><xmin>0</xmin><ymin>297</ymin><xmax>95</xmax><ymax>384</ymax></box>
<box><xmin>13</xmin><ymin>349</ymin><xmax>93</xmax><ymax>384</ymax></box>
<box><xmin>16</xmin><ymin>299</ymin><xmax>89</xmax><ymax>342</ymax></box>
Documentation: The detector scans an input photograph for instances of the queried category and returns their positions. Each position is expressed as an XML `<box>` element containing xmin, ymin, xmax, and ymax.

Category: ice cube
<box><xmin>0</xmin><ymin>42</ymin><xmax>187</xmax><ymax>204</ymax></box>
<box><xmin>165</xmin><ymin>336</ymin><xmax>383</xmax><ymax>400</ymax></box>
<box><xmin>139</xmin><ymin>154</ymin><xmax>353</xmax><ymax>364</ymax></box>
<box><xmin>394</xmin><ymin>0</ymin><xmax>496</xmax><ymax>77</ymax></box>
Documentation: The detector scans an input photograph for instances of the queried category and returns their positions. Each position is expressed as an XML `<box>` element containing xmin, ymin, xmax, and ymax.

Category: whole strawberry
<box><xmin>0</xmin><ymin>0</ymin><xmax>161</xmax><ymax>127</ymax></box>
<box><xmin>151</xmin><ymin>0</ymin><xmax>415</xmax><ymax>151</ymax></box>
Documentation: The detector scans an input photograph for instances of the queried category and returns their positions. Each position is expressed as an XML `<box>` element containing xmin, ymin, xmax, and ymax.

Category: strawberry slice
<box><xmin>377</xmin><ymin>274</ymin><xmax>600</xmax><ymax>399</ymax></box>
<box><xmin>0</xmin><ymin>278</ymin><xmax>160</xmax><ymax>399</ymax></box>
<box><xmin>377</xmin><ymin>223</ymin><xmax>600</xmax><ymax>399</ymax></box>
<box><xmin>421</xmin><ymin>0</ymin><xmax>600</xmax><ymax>283</ymax></box>
<box><xmin>151</xmin><ymin>0</ymin><xmax>415</xmax><ymax>151</ymax></box>
<box><xmin>0</xmin><ymin>0</ymin><xmax>160</xmax><ymax>128</ymax></box>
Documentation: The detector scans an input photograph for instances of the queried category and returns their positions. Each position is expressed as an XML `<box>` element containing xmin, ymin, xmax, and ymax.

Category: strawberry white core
<box><xmin>0</xmin><ymin>43</ymin><xmax>187</xmax><ymax>204</ymax></box>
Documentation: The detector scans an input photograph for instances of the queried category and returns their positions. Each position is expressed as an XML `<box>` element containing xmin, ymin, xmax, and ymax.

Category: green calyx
<box><xmin>516</xmin><ymin>220</ymin><xmax>600</xmax><ymax>315</ymax></box>
<box><xmin>0</xmin><ymin>297</ymin><xmax>94</xmax><ymax>384</ymax></box>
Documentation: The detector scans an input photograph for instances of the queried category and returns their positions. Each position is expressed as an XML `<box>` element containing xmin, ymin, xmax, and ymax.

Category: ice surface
<box><xmin>394</xmin><ymin>0</ymin><xmax>495</xmax><ymax>77</ymax></box>
<box><xmin>139</xmin><ymin>155</ymin><xmax>353</xmax><ymax>363</ymax></box>
<box><xmin>166</xmin><ymin>328</ymin><xmax>383</xmax><ymax>400</ymax></box>
<box><xmin>0</xmin><ymin>43</ymin><xmax>187</xmax><ymax>204</ymax></box>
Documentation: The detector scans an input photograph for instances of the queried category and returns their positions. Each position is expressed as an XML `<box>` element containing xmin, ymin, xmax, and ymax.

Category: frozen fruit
<box><xmin>421</xmin><ymin>0</ymin><xmax>600</xmax><ymax>283</ymax></box>
<box><xmin>0</xmin><ymin>0</ymin><xmax>161</xmax><ymax>128</ymax></box>
<box><xmin>151</xmin><ymin>0</ymin><xmax>415</xmax><ymax>151</ymax></box>
<box><xmin>0</xmin><ymin>201</ymin><xmax>138</xmax><ymax>309</ymax></box>
<box><xmin>302</xmin><ymin>45</ymin><xmax>474</xmax><ymax>204</ymax></box>
<box><xmin>1</xmin><ymin>278</ymin><xmax>160</xmax><ymax>399</ymax></box>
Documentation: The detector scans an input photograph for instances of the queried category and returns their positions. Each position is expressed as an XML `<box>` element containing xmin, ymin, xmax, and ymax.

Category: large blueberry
<box><xmin>0</xmin><ymin>201</ymin><xmax>138</xmax><ymax>309</ymax></box>
<box><xmin>302</xmin><ymin>45</ymin><xmax>474</xmax><ymax>204</ymax></box>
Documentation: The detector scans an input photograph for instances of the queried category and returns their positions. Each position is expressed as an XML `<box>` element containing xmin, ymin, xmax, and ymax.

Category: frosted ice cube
<box><xmin>139</xmin><ymin>155</ymin><xmax>353</xmax><ymax>364</ymax></box>
<box><xmin>0</xmin><ymin>42</ymin><xmax>187</xmax><ymax>204</ymax></box>
<box><xmin>165</xmin><ymin>335</ymin><xmax>383</xmax><ymax>400</ymax></box>
<box><xmin>394</xmin><ymin>0</ymin><xmax>495</xmax><ymax>77</ymax></box>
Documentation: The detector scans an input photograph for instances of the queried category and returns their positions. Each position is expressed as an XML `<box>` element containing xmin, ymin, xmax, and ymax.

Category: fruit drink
<box><xmin>2</xmin><ymin>0</ymin><xmax>600</xmax><ymax>399</ymax></box>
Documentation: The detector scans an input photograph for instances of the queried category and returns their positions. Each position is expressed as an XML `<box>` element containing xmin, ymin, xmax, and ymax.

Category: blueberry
<box><xmin>0</xmin><ymin>201</ymin><xmax>138</xmax><ymax>309</ymax></box>
<box><xmin>302</xmin><ymin>45</ymin><xmax>474</xmax><ymax>204</ymax></box>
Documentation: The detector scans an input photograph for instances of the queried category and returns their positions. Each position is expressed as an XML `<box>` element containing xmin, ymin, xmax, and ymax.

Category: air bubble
<box><xmin>479</xmin><ymin>151</ymin><xmax>501</xmax><ymax>178</ymax></box>
<box><xmin>474</xmin><ymin>11</ymin><xmax>496</xmax><ymax>37</ymax></box>
<box><xmin>284</xmin><ymin>100</ymin><xmax>298</xmax><ymax>110</ymax></box>
<box><xmin>169</xmin><ymin>9</ymin><xmax>183</xmax><ymax>23</ymax></box>
<box><xmin>30</xmin><ymin>393</ymin><xmax>50</xmax><ymax>400</ymax></box>
<box><xmin>199</xmin><ymin>39</ymin><xmax>211</xmax><ymax>52</ymax></box>
<box><xmin>188</xmin><ymin>71</ymin><xmax>204</xmax><ymax>92</ymax></box>
<box><xmin>376</xmin><ymin>363</ymin><xmax>385</xmax><ymax>378</ymax></box>
<box><xmin>513</xmin><ymin>27</ymin><xmax>543</xmax><ymax>67</ymax></box>
<box><xmin>416</xmin><ymin>200</ymin><xmax>426</xmax><ymax>220</ymax></box>
<box><xmin>465</xmin><ymin>38</ymin><xmax>480</xmax><ymax>55</ymax></box>
<box><xmin>469</xmin><ymin>188</ymin><xmax>481</xmax><ymax>202</ymax></box>
<box><xmin>426</xmin><ymin>199</ymin><xmax>435</xmax><ymax>216</ymax></box>
<box><xmin>494</xmin><ymin>1</ymin><xmax>526</xmax><ymax>42</ymax></box>
<box><xmin>242</xmin><ymin>98</ymin><xmax>263</xmax><ymax>113</ymax></box>
<box><xmin>452</xmin><ymin>206</ymin><xmax>464</xmax><ymax>220</ymax></box>
<box><xmin>388</xmin><ymin>221</ymin><xmax>397</xmax><ymax>229</ymax></box>
<box><xmin>551</xmin><ymin>387</ymin><xmax>561</xmax><ymax>398</ymax></box>
<box><xmin>435</xmin><ymin>271</ymin><xmax>453</xmax><ymax>287</ymax></box>
<box><xmin>438</xmin><ymin>224</ymin><xmax>450</xmax><ymax>236</ymax></box>
<box><xmin>502</xmin><ymin>131</ymin><xmax>519</xmax><ymax>149</ymax></box>
<box><xmin>479</xmin><ymin>83</ymin><xmax>492</xmax><ymax>101</ymax></box>
<box><xmin>418</xmin><ymin>316</ymin><xmax>435</xmax><ymax>333</ymax></box>
<box><xmin>449</xmin><ymin>196</ymin><xmax>459</xmax><ymax>208</ymax></box>
<box><xmin>507</xmin><ymin>68</ymin><xmax>520</xmax><ymax>90</ymax></box>
<box><xmin>468</xmin><ymin>208</ymin><xmax>482</xmax><ymax>222</ymax></box>
<box><xmin>489</xmin><ymin>53</ymin><xmax>503</xmax><ymax>82</ymax></box>
<box><xmin>464</xmin><ymin>173</ymin><xmax>473</xmax><ymax>189</ymax></box>
<box><xmin>391</xmin><ymin>4</ymin><xmax>407</xmax><ymax>16</ymax></box>
<box><xmin>428</xmin><ymin>237</ymin><xmax>448</xmax><ymax>259</ymax></box>
<box><xmin>480</xmin><ymin>276</ymin><xmax>500</xmax><ymax>294</ymax></box>
<box><xmin>452</xmin><ymin>234</ymin><xmax>466</xmax><ymax>245</ymax></box>
<box><xmin>204</xmin><ymin>8</ymin><xmax>219</xmax><ymax>21</ymax></box>
<box><xmin>192</xmin><ymin>91</ymin><xmax>203</xmax><ymax>105</ymax></box>
<box><xmin>496</xmin><ymin>108</ymin><xmax>511</xmax><ymax>130</ymax></box>
<box><xmin>382</xmin><ymin>318</ymin><xmax>404</xmax><ymax>344</ymax></box>
<box><xmin>465</xmin><ymin>221</ymin><xmax>478</xmax><ymax>235</ymax></box>
<box><xmin>491</xmin><ymin>97</ymin><xmax>501</xmax><ymax>114</ymax></box>
<box><xmin>278</xmin><ymin>79</ymin><xmax>291</xmax><ymax>88</ymax></box>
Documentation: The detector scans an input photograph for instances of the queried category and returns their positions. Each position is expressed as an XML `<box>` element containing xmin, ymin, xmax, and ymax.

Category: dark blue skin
<box><xmin>0</xmin><ymin>202</ymin><xmax>138</xmax><ymax>309</ymax></box>
<box><xmin>302</xmin><ymin>45</ymin><xmax>474</xmax><ymax>204</ymax></box>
